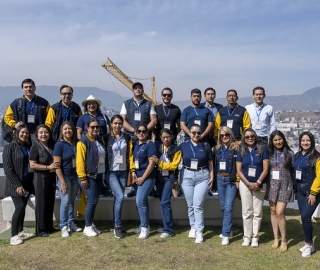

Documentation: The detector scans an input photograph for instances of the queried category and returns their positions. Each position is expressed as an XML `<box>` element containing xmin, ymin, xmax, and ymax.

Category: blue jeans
<box><xmin>108</xmin><ymin>170</ymin><xmax>127</xmax><ymax>227</ymax></box>
<box><xmin>78</xmin><ymin>174</ymin><xmax>103</xmax><ymax>227</ymax></box>
<box><xmin>217</xmin><ymin>175</ymin><xmax>237</xmax><ymax>237</ymax></box>
<box><xmin>156</xmin><ymin>173</ymin><xmax>174</xmax><ymax>234</ymax></box>
<box><xmin>58</xmin><ymin>174</ymin><xmax>80</xmax><ymax>229</ymax></box>
<box><xmin>134</xmin><ymin>177</ymin><xmax>156</xmax><ymax>227</ymax></box>
<box><xmin>296</xmin><ymin>183</ymin><xmax>320</xmax><ymax>243</ymax></box>
<box><xmin>181</xmin><ymin>168</ymin><xmax>209</xmax><ymax>232</ymax></box>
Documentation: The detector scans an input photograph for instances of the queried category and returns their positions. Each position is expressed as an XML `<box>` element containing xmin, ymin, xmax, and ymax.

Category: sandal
<box><xmin>271</xmin><ymin>238</ymin><xmax>280</xmax><ymax>249</ymax></box>
<box><xmin>280</xmin><ymin>240</ymin><xmax>287</xmax><ymax>252</ymax></box>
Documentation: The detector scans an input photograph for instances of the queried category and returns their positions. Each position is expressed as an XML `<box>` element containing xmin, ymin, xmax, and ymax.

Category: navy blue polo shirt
<box><xmin>53</xmin><ymin>140</ymin><xmax>76</xmax><ymax>176</ymax></box>
<box><xmin>179</xmin><ymin>142</ymin><xmax>212</xmax><ymax>168</ymax></box>
<box><xmin>293</xmin><ymin>151</ymin><xmax>310</xmax><ymax>182</ymax></box>
<box><xmin>180</xmin><ymin>105</ymin><xmax>213</xmax><ymax>140</ymax></box>
<box><xmin>25</xmin><ymin>97</ymin><xmax>41</xmax><ymax>132</ymax></box>
<box><xmin>216</xmin><ymin>146</ymin><xmax>231</xmax><ymax>173</ymax></box>
<box><xmin>133</xmin><ymin>141</ymin><xmax>157</xmax><ymax>178</ymax></box>
<box><xmin>236</xmin><ymin>146</ymin><xmax>269</xmax><ymax>182</ymax></box>
<box><xmin>76</xmin><ymin>113</ymin><xmax>110</xmax><ymax>137</ymax></box>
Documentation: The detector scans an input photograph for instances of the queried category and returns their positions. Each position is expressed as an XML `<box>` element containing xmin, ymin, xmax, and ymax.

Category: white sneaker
<box><xmin>299</xmin><ymin>244</ymin><xmax>308</xmax><ymax>252</ymax></box>
<box><xmin>160</xmin><ymin>232</ymin><xmax>172</xmax><ymax>239</ymax></box>
<box><xmin>301</xmin><ymin>244</ymin><xmax>315</xmax><ymax>257</ymax></box>
<box><xmin>83</xmin><ymin>226</ymin><xmax>98</xmax><ymax>237</ymax></box>
<box><xmin>242</xmin><ymin>238</ymin><xmax>251</xmax><ymax>247</ymax></box>
<box><xmin>219</xmin><ymin>231</ymin><xmax>233</xmax><ymax>239</ymax></box>
<box><xmin>157</xmin><ymin>227</ymin><xmax>163</xmax><ymax>233</ymax></box>
<box><xmin>134</xmin><ymin>225</ymin><xmax>150</xmax><ymax>234</ymax></box>
<box><xmin>221</xmin><ymin>236</ymin><xmax>229</xmax><ymax>246</ymax></box>
<box><xmin>18</xmin><ymin>230</ymin><xmax>34</xmax><ymax>239</ymax></box>
<box><xmin>92</xmin><ymin>224</ymin><xmax>101</xmax><ymax>234</ymax></box>
<box><xmin>138</xmin><ymin>226</ymin><xmax>150</xmax><ymax>239</ymax></box>
<box><xmin>69</xmin><ymin>222</ymin><xmax>82</xmax><ymax>232</ymax></box>
<box><xmin>188</xmin><ymin>228</ymin><xmax>196</xmax><ymax>238</ymax></box>
<box><xmin>10</xmin><ymin>235</ymin><xmax>23</xmax><ymax>245</ymax></box>
<box><xmin>195</xmin><ymin>232</ymin><xmax>203</xmax><ymax>244</ymax></box>
<box><xmin>61</xmin><ymin>226</ymin><xmax>69</xmax><ymax>238</ymax></box>
<box><xmin>251</xmin><ymin>238</ymin><xmax>259</xmax><ymax>247</ymax></box>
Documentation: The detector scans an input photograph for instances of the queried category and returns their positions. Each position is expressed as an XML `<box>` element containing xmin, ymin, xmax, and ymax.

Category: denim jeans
<box><xmin>181</xmin><ymin>168</ymin><xmax>209</xmax><ymax>232</ymax></box>
<box><xmin>217</xmin><ymin>175</ymin><xmax>237</xmax><ymax>237</ymax></box>
<box><xmin>296</xmin><ymin>183</ymin><xmax>320</xmax><ymax>243</ymax></box>
<box><xmin>78</xmin><ymin>174</ymin><xmax>103</xmax><ymax>226</ymax></box>
<box><xmin>156</xmin><ymin>172</ymin><xmax>174</xmax><ymax>235</ymax></box>
<box><xmin>108</xmin><ymin>170</ymin><xmax>127</xmax><ymax>227</ymax></box>
<box><xmin>58</xmin><ymin>174</ymin><xmax>79</xmax><ymax>229</ymax></box>
<box><xmin>134</xmin><ymin>177</ymin><xmax>156</xmax><ymax>227</ymax></box>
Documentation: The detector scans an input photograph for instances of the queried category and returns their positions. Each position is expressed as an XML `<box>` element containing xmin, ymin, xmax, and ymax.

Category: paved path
<box><xmin>0</xmin><ymin>200</ymin><xmax>9</xmax><ymax>232</ymax></box>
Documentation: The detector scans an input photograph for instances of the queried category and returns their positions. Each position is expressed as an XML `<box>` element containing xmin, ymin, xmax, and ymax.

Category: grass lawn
<box><xmin>0</xmin><ymin>207</ymin><xmax>320</xmax><ymax>269</ymax></box>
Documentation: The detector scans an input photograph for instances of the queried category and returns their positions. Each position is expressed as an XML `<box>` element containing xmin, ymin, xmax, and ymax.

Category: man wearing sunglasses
<box><xmin>154</xmin><ymin>87</ymin><xmax>181</xmax><ymax>147</ymax></box>
<box><xmin>46</xmin><ymin>85</ymin><xmax>82</xmax><ymax>142</ymax></box>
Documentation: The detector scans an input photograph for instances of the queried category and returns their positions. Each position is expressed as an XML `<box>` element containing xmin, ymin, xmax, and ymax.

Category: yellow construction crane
<box><xmin>101</xmin><ymin>57</ymin><xmax>157</xmax><ymax>106</ymax></box>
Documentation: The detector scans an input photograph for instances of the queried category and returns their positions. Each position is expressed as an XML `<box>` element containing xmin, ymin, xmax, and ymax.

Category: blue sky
<box><xmin>1</xmin><ymin>0</ymin><xmax>319</xmax><ymax>101</ymax></box>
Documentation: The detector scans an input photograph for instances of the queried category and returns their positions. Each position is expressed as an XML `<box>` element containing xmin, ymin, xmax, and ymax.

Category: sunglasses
<box><xmin>191</xmin><ymin>131</ymin><xmax>202</xmax><ymax>136</ymax></box>
<box><xmin>61</xmin><ymin>92</ymin><xmax>73</xmax><ymax>96</ymax></box>
<box><xmin>89</xmin><ymin>126</ymin><xmax>100</xmax><ymax>129</ymax></box>
<box><xmin>220</xmin><ymin>133</ymin><xmax>230</xmax><ymax>138</ymax></box>
<box><xmin>136</xmin><ymin>129</ymin><xmax>147</xmax><ymax>134</ymax></box>
<box><xmin>162</xmin><ymin>94</ymin><xmax>172</xmax><ymax>98</ymax></box>
<box><xmin>245</xmin><ymin>135</ymin><xmax>255</xmax><ymax>139</ymax></box>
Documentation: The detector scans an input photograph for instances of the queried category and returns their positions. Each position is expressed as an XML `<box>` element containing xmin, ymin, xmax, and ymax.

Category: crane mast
<box><xmin>101</xmin><ymin>57</ymin><xmax>157</xmax><ymax>106</ymax></box>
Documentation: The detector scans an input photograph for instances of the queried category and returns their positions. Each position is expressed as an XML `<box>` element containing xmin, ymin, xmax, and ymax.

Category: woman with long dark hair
<box><xmin>293</xmin><ymin>131</ymin><xmax>320</xmax><ymax>257</ymax></box>
<box><xmin>4</xmin><ymin>125</ymin><xmax>34</xmax><ymax>245</ymax></box>
<box><xmin>265</xmin><ymin>130</ymin><xmax>294</xmax><ymax>252</ymax></box>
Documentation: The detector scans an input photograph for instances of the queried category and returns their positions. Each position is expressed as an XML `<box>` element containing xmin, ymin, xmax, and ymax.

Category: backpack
<box><xmin>1</xmin><ymin>98</ymin><xmax>24</xmax><ymax>143</ymax></box>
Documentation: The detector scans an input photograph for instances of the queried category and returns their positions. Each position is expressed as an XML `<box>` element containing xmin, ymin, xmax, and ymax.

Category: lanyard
<box><xmin>26</xmin><ymin>99</ymin><xmax>35</xmax><ymax>113</ymax></box>
<box><xmin>65</xmin><ymin>141</ymin><xmax>76</xmax><ymax>156</ymax></box>
<box><xmin>62</xmin><ymin>105</ymin><xmax>71</xmax><ymax>121</ymax></box>
<box><xmin>115</xmin><ymin>134</ymin><xmax>123</xmax><ymax>151</ymax></box>
<box><xmin>255</xmin><ymin>103</ymin><xmax>265</xmax><ymax>121</ymax></box>
<box><xmin>220</xmin><ymin>147</ymin><xmax>227</xmax><ymax>159</ymax></box>
<box><xmin>193</xmin><ymin>107</ymin><xmax>199</xmax><ymax>116</ymax></box>
<box><xmin>41</xmin><ymin>143</ymin><xmax>53</xmax><ymax>158</ymax></box>
<box><xmin>132</xmin><ymin>99</ymin><xmax>141</xmax><ymax>110</ymax></box>
<box><xmin>136</xmin><ymin>144</ymin><xmax>145</xmax><ymax>158</ymax></box>
<box><xmin>274</xmin><ymin>151</ymin><xmax>282</xmax><ymax>167</ymax></box>
<box><xmin>297</xmin><ymin>152</ymin><xmax>309</xmax><ymax>168</ymax></box>
<box><xmin>189</xmin><ymin>142</ymin><xmax>199</xmax><ymax>159</ymax></box>
<box><xmin>227</xmin><ymin>106</ymin><xmax>236</xmax><ymax>117</ymax></box>
<box><xmin>249</xmin><ymin>148</ymin><xmax>255</xmax><ymax>165</ymax></box>
<box><xmin>162</xmin><ymin>104</ymin><xmax>171</xmax><ymax>121</ymax></box>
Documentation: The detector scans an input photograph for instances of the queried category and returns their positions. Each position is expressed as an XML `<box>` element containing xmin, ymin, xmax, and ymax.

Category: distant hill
<box><xmin>0</xmin><ymin>86</ymin><xmax>319</xmax><ymax>111</ymax></box>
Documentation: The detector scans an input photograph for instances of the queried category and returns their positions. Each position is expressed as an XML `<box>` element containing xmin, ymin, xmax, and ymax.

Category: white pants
<box><xmin>239</xmin><ymin>181</ymin><xmax>265</xmax><ymax>240</ymax></box>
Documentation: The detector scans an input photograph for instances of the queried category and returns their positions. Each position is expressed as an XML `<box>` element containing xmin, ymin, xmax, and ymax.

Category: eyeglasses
<box><xmin>89</xmin><ymin>126</ymin><xmax>100</xmax><ymax>129</ymax></box>
<box><xmin>162</xmin><ymin>94</ymin><xmax>172</xmax><ymax>98</ymax></box>
<box><xmin>220</xmin><ymin>133</ymin><xmax>230</xmax><ymax>138</ymax></box>
<box><xmin>61</xmin><ymin>92</ymin><xmax>73</xmax><ymax>96</ymax></box>
<box><xmin>245</xmin><ymin>135</ymin><xmax>255</xmax><ymax>139</ymax></box>
<box><xmin>191</xmin><ymin>131</ymin><xmax>202</xmax><ymax>136</ymax></box>
<box><xmin>136</xmin><ymin>129</ymin><xmax>147</xmax><ymax>134</ymax></box>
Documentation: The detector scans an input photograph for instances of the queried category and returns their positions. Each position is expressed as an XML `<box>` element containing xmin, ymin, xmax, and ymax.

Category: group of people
<box><xmin>3</xmin><ymin>79</ymin><xmax>320</xmax><ymax>258</ymax></box>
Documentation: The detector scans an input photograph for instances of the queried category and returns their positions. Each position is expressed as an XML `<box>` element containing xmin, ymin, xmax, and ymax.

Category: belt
<box><xmin>217</xmin><ymin>172</ymin><xmax>229</xmax><ymax>177</ymax></box>
<box><xmin>184</xmin><ymin>166</ymin><xmax>207</xmax><ymax>171</ymax></box>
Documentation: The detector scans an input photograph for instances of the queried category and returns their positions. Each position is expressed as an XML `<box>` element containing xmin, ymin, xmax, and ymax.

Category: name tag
<box><xmin>134</xmin><ymin>112</ymin><xmax>141</xmax><ymax>121</ymax></box>
<box><xmin>194</xmin><ymin>119</ymin><xmax>201</xmax><ymax>126</ymax></box>
<box><xmin>248</xmin><ymin>165</ymin><xmax>257</xmax><ymax>177</ymax></box>
<box><xmin>162</xmin><ymin>169</ymin><xmax>169</xmax><ymax>176</ymax></box>
<box><xmin>295</xmin><ymin>169</ymin><xmax>302</xmax><ymax>180</ymax></box>
<box><xmin>115</xmin><ymin>155</ymin><xmax>123</xmax><ymax>164</ymax></box>
<box><xmin>255</xmin><ymin>122</ymin><xmax>262</xmax><ymax>130</ymax></box>
<box><xmin>227</xmin><ymin>120</ymin><xmax>233</xmax><ymax>128</ymax></box>
<box><xmin>219</xmin><ymin>160</ymin><xmax>226</xmax><ymax>170</ymax></box>
<box><xmin>272</xmin><ymin>170</ymin><xmax>280</xmax><ymax>180</ymax></box>
<box><xmin>190</xmin><ymin>158</ymin><xmax>198</xmax><ymax>170</ymax></box>
<box><xmin>99</xmin><ymin>156</ymin><xmax>105</xmax><ymax>164</ymax></box>
<box><xmin>27</xmin><ymin>114</ymin><xmax>35</xmax><ymax>123</ymax></box>
<box><xmin>135</xmin><ymin>158</ymin><xmax>139</xmax><ymax>169</ymax></box>
<box><xmin>72</xmin><ymin>158</ymin><xmax>76</xmax><ymax>168</ymax></box>
<box><xmin>164</xmin><ymin>122</ymin><xmax>170</xmax><ymax>129</ymax></box>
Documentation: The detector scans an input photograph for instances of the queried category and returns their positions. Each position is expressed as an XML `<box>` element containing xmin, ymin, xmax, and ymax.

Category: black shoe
<box><xmin>38</xmin><ymin>232</ymin><xmax>49</xmax><ymax>237</ymax></box>
<box><xmin>207</xmin><ymin>191</ymin><xmax>213</xmax><ymax>196</ymax></box>
<box><xmin>127</xmin><ymin>190</ymin><xmax>136</xmax><ymax>197</ymax></box>
<box><xmin>149</xmin><ymin>189</ymin><xmax>159</xmax><ymax>198</ymax></box>
<box><xmin>114</xmin><ymin>226</ymin><xmax>126</xmax><ymax>238</ymax></box>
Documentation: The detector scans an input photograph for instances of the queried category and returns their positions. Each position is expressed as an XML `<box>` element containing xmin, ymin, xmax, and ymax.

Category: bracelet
<box><xmin>257</xmin><ymin>180</ymin><xmax>262</xmax><ymax>184</ymax></box>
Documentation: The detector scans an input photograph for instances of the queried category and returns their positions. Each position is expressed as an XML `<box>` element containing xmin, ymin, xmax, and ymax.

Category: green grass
<box><xmin>0</xmin><ymin>207</ymin><xmax>320</xmax><ymax>269</ymax></box>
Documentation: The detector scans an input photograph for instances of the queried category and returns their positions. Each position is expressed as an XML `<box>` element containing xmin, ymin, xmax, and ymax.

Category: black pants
<box><xmin>11</xmin><ymin>195</ymin><xmax>30</xmax><ymax>237</ymax></box>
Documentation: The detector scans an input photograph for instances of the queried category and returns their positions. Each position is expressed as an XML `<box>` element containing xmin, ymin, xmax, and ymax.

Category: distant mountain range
<box><xmin>0</xmin><ymin>86</ymin><xmax>319</xmax><ymax>111</ymax></box>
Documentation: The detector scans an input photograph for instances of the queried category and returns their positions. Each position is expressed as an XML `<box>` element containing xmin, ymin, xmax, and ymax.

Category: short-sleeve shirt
<box><xmin>179</xmin><ymin>142</ymin><xmax>212</xmax><ymax>168</ymax></box>
<box><xmin>53</xmin><ymin>140</ymin><xmax>76</xmax><ymax>177</ymax></box>
<box><xmin>216</xmin><ymin>146</ymin><xmax>231</xmax><ymax>173</ymax></box>
<box><xmin>236</xmin><ymin>146</ymin><xmax>269</xmax><ymax>182</ymax></box>
<box><xmin>133</xmin><ymin>141</ymin><xmax>157</xmax><ymax>178</ymax></box>
<box><xmin>29</xmin><ymin>143</ymin><xmax>54</xmax><ymax>171</ymax></box>
<box><xmin>293</xmin><ymin>151</ymin><xmax>310</xmax><ymax>183</ymax></box>
<box><xmin>110</xmin><ymin>136</ymin><xmax>128</xmax><ymax>171</ymax></box>
<box><xmin>180</xmin><ymin>105</ymin><xmax>213</xmax><ymax>140</ymax></box>
<box><xmin>76</xmin><ymin>113</ymin><xmax>110</xmax><ymax>137</ymax></box>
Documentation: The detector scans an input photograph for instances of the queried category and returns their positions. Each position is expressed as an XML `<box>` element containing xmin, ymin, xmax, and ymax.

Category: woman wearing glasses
<box><xmin>214</xmin><ymin>126</ymin><xmax>239</xmax><ymax>245</ymax></box>
<box><xmin>76</xmin><ymin>118</ymin><xmax>108</xmax><ymax>237</ymax></box>
<box><xmin>179</xmin><ymin>124</ymin><xmax>214</xmax><ymax>244</ymax></box>
<box><xmin>236</xmin><ymin>128</ymin><xmax>269</xmax><ymax>247</ymax></box>
<box><xmin>131</xmin><ymin>124</ymin><xmax>157</xmax><ymax>239</ymax></box>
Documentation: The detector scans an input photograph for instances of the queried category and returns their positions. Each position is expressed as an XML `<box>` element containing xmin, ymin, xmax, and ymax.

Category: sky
<box><xmin>1</xmin><ymin>0</ymin><xmax>320</xmax><ymax>101</ymax></box>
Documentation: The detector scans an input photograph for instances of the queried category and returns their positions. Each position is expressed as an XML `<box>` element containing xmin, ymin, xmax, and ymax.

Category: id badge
<box><xmin>115</xmin><ymin>155</ymin><xmax>123</xmax><ymax>164</ymax></box>
<box><xmin>194</xmin><ymin>119</ymin><xmax>201</xmax><ymax>126</ymax></box>
<box><xmin>162</xmin><ymin>169</ymin><xmax>169</xmax><ymax>176</ymax></box>
<box><xmin>135</xmin><ymin>158</ymin><xmax>139</xmax><ymax>169</ymax></box>
<box><xmin>227</xmin><ymin>120</ymin><xmax>233</xmax><ymax>128</ymax></box>
<box><xmin>99</xmin><ymin>156</ymin><xmax>105</xmax><ymax>164</ymax></box>
<box><xmin>190</xmin><ymin>158</ymin><xmax>198</xmax><ymax>170</ymax></box>
<box><xmin>248</xmin><ymin>165</ymin><xmax>257</xmax><ymax>177</ymax></box>
<box><xmin>295</xmin><ymin>169</ymin><xmax>302</xmax><ymax>180</ymax></box>
<box><xmin>272</xmin><ymin>170</ymin><xmax>280</xmax><ymax>180</ymax></box>
<box><xmin>134</xmin><ymin>112</ymin><xmax>141</xmax><ymax>121</ymax></box>
<box><xmin>164</xmin><ymin>122</ymin><xmax>171</xmax><ymax>129</ymax></box>
<box><xmin>72</xmin><ymin>158</ymin><xmax>76</xmax><ymax>168</ymax></box>
<box><xmin>255</xmin><ymin>122</ymin><xmax>262</xmax><ymax>130</ymax></box>
<box><xmin>219</xmin><ymin>160</ymin><xmax>226</xmax><ymax>170</ymax></box>
<box><xmin>27</xmin><ymin>114</ymin><xmax>35</xmax><ymax>123</ymax></box>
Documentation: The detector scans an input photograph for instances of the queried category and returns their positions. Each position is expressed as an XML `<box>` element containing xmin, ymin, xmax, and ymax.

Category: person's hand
<box><xmin>236</xmin><ymin>182</ymin><xmax>239</xmax><ymax>189</ymax></box>
<box><xmin>14</xmin><ymin>121</ymin><xmax>24</xmax><ymax>129</ymax></box>
<box><xmin>16</xmin><ymin>186</ymin><xmax>25</xmax><ymax>196</ymax></box>
<box><xmin>135</xmin><ymin>177</ymin><xmax>144</xmax><ymax>186</ymax></box>
<box><xmin>60</xmin><ymin>183</ymin><xmax>68</xmax><ymax>195</ymax></box>
<box><xmin>131</xmin><ymin>172</ymin><xmax>137</xmax><ymax>184</ymax></box>
<box><xmin>307</xmin><ymin>194</ymin><xmax>316</xmax><ymax>206</ymax></box>
<box><xmin>208</xmin><ymin>179</ymin><xmax>213</xmax><ymax>189</ymax></box>
<box><xmin>81</xmin><ymin>180</ymin><xmax>89</xmax><ymax>189</ymax></box>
